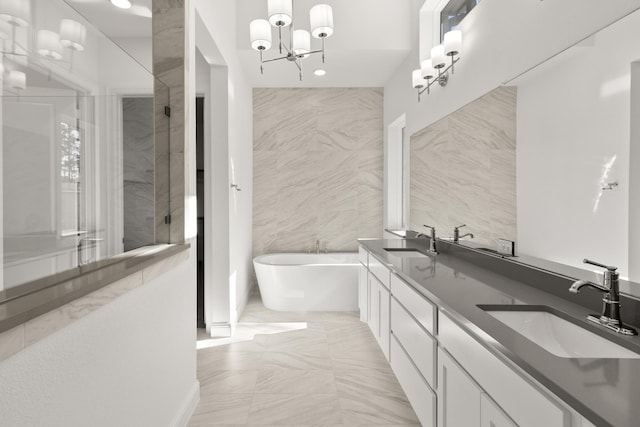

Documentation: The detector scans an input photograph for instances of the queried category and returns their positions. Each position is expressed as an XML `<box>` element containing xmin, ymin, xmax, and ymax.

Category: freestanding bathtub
<box><xmin>253</xmin><ymin>252</ymin><xmax>359</xmax><ymax>311</ymax></box>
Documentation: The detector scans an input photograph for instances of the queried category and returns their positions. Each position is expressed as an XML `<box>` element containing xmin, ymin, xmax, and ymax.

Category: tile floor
<box><xmin>188</xmin><ymin>293</ymin><xmax>420</xmax><ymax>426</ymax></box>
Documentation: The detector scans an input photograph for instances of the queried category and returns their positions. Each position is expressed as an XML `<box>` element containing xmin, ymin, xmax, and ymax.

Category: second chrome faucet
<box><xmin>422</xmin><ymin>225</ymin><xmax>438</xmax><ymax>254</ymax></box>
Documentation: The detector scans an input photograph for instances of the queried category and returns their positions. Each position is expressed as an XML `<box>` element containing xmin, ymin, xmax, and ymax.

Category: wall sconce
<box><xmin>412</xmin><ymin>30</ymin><xmax>462</xmax><ymax>101</ymax></box>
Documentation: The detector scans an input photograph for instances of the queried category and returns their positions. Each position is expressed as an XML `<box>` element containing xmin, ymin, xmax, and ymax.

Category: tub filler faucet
<box><xmin>569</xmin><ymin>258</ymin><xmax>637</xmax><ymax>336</ymax></box>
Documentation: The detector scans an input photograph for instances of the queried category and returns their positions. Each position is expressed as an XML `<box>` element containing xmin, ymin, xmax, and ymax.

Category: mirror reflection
<box><xmin>1</xmin><ymin>0</ymin><xmax>158</xmax><ymax>291</ymax></box>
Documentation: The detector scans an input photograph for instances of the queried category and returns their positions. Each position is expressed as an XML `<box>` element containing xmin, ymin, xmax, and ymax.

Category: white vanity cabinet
<box><xmin>358</xmin><ymin>246</ymin><xmax>390</xmax><ymax>360</ymax></box>
<box><xmin>437</xmin><ymin>347</ymin><xmax>517</xmax><ymax>427</ymax></box>
<box><xmin>439</xmin><ymin>311</ymin><xmax>570</xmax><ymax>427</ymax></box>
<box><xmin>358</xmin><ymin>248</ymin><xmax>369</xmax><ymax>322</ymax></box>
<box><xmin>368</xmin><ymin>272</ymin><xmax>390</xmax><ymax>359</ymax></box>
<box><xmin>437</xmin><ymin>347</ymin><xmax>481</xmax><ymax>427</ymax></box>
<box><xmin>481</xmin><ymin>394</ymin><xmax>518</xmax><ymax>427</ymax></box>
<box><xmin>357</xmin><ymin>245</ymin><xmax>599</xmax><ymax>427</ymax></box>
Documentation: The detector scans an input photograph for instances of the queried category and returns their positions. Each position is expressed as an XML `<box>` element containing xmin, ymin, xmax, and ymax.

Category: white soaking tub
<box><xmin>253</xmin><ymin>252</ymin><xmax>359</xmax><ymax>311</ymax></box>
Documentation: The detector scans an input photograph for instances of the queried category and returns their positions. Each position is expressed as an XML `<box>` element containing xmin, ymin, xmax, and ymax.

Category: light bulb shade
<box><xmin>60</xmin><ymin>19</ymin><xmax>86</xmax><ymax>51</ymax></box>
<box><xmin>293</xmin><ymin>29</ymin><xmax>310</xmax><ymax>57</ymax></box>
<box><xmin>431</xmin><ymin>44</ymin><xmax>446</xmax><ymax>69</ymax></box>
<box><xmin>0</xmin><ymin>0</ymin><xmax>31</xmax><ymax>27</ymax></box>
<box><xmin>9</xmin><ymin>70</ymin><xmax>25</xmax><ymax>89</ymax></box>
<box><xmin>250</xmin><ymin>19</ymin><xmax>272</xmax><ymax>51</ymax></box>
<box><xmin>412</xmin><ymin>69</ymin><xmax>424</xmax><ymax>89</ymax></box>
<box><xmin>421</xmin><ymin>59</ymin><xmax>435</xmax><ymax>80</ymax></box>
<box><xmin>37</xmin><ymin>30</ymin><xmax>63</xmax><ymax>60</ymax></box>
<box><xmin>444</xmin><ymin>30</ymin><xmax>462</xmax><ymax>56</ymax></box>
<box><xmin>310</xmin><ymin>4</ymin><xmax>333</xmax><ymax>38</ymax></box>
<box><xmin>110</xmin><ymin>0</ymin><xmax>132</xmax><ymax>9</ymax></box>
<box><xmin>0</xmin><ymin>19</ymin><xmax>11</xmax><ymax>39</ymax></box>
<box><xmin>268</xmin><ymin>0</ymin><xmax>292</xmax><ymax>27</ymax></box>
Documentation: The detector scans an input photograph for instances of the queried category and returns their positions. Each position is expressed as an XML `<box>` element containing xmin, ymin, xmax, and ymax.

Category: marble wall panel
<box><xmin>409</xmin><ymin>86</ymin><xmax>517</xmax><ymax>245</ymax></box>
<box><xmin>253</xmin><ymin>88</ymin><xmax>383</xmax><ymax>256</ymax></box>
<box><xmin>153</xmin><ymin>1</ymin><xmax>186</xmax><ymax>243</ymax></box>
<box><xmin>123</xmin><ymin>98</ymin><xmax>155</xmax><ymax>251</ymax></box>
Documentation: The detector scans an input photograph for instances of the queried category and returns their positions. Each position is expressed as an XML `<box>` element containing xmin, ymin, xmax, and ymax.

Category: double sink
<box><xmin>382</xmin><ymin>247</ymin><xmax>640</xmax><ymax>360</ymax></box>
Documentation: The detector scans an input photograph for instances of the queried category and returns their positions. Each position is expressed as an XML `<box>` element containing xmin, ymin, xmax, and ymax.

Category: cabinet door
<box><xmin>379</xmin><ymin>281</ymin><xmax>390</xmax><ymax>360</ymax></box>
<box><xmin>368</xmin><ymin>275</ymin><xmax>380</xmax><ymax>339</ymax></box>
<box><xmin>481</xmin><ymin>393</ymin><xmax>517</xmax><ymax>427</ymax></box>
<box><xmin>359</xmin><ymin>265</ymin><xmax>369</xmax><ymax>322</ymax></box>
<box><xmin>438</xmin><ymin>348</ymin><xmax>481</xmax><ymax>427</ymax></box>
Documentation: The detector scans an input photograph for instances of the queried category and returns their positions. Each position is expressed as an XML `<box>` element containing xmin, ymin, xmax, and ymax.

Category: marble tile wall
<box><xmin>153</xmin><ymin>0</ymin><xmax>186</xmax><ymax>243</ymax></box>
<box><xmin>409</xmin><ymin>86</ymin><xmax>517</xmax><ymax>246</ymax></box>
<box><xmin>253</xmin><ymin>88</ymin><xmax>383</xmax><ymax>256</ymax></box>
<box><xmin>123</xmin><ymin>98</ymin><xmax>155</xmax><ymax>251</ymax></box>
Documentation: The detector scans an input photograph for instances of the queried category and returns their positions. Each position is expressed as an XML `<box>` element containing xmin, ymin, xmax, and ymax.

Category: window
<box><xmin>440</xmin><ymin>0</ymin><xmax>480</xmax><ymax>41</ymax></box>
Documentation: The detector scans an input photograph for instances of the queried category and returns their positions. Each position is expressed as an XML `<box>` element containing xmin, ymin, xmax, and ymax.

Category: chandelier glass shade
<box><xmin>250</xmin><ymin>0</ymin><xmax>334</xmax><ymax>80</ymax></box>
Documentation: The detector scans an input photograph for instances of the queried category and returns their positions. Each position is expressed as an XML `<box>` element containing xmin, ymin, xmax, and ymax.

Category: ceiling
<box><xmin>65</xmin><ymin>0</ymin><xmax>152</xmax><ymax>38</ymax></box>
<box><xmin>237</xmin><ymin>0</ymin><xmax>419</xmax><ymax>87</ymax></box>
<box><xmin>65</xmin><ymin>0</ymin><xmax>421</xmax><ymax>88</ymax></box>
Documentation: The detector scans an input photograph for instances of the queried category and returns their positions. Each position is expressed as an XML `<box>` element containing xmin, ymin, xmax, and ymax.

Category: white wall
<box><xmin>193</xmin><ymin>0</ymin><xmax>254</xmax><ymax>329</ymax></box>
<box><xmin>385</xmin><ymin>0</ymin><xmax>640</xmax><ymax>137</ymax></box>
<box><xmin>0</xmin><ymin>249</ymin><xmax>198</xmax><ymax>426</ymax></box>
<box><xmin>515</xmin><ymin>10</ymin><xmax>640</xmax><ymax>279</ymax></box>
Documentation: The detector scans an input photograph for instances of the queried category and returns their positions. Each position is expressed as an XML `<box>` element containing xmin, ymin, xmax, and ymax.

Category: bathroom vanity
<box><xmin>358</xmin><ymin>238</ymin><xmax>640</xmax><ymax>427</ymax></box>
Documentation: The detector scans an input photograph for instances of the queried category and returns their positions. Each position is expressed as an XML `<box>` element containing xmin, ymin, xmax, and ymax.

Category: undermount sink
<box><xmin>478</xmin><ymin>305</ymin><xmax>640</xmax><ymax>359</ymax></box>
<box><xmin>383</xmin><ymin>248</ymin><xmax>429</xmax><ymax>258</ymax></box>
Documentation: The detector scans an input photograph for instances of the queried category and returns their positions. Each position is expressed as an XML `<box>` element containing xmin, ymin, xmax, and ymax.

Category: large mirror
<box><xmin>408</xmin><ymin>6</ymin><xmax>640</xmax><ymax>298</ymax></box>
<box><xmin>1</xmin><ymin>0</ymin><xmax>161</xmax><ymax>293</ymax></box>
<box><xmin>508</xmin><ymin>8</ymin><xmax>640</xmax><ymax>288</ymax></box>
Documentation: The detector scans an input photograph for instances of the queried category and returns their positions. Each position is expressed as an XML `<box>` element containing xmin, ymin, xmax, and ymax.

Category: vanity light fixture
<box><xmin>110</xmin><ymin>0</ymin><xmax>132</xmax><ymax>9</ymax></box>
<box><xmin>249</xmin><ymin>0</ymin><xmax>334</xmax><ymax>81</ymax></box>
<box><xmin>412</xmin><ymin>29</ymin><xmax>462</xmax><ymax>101</ymax></box>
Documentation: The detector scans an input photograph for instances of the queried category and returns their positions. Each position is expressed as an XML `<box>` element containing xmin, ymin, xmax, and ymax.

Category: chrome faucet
<box><xmin>422</xmin><ymin>225</ymin><xmax>438</xmax><ymax>254</ymax></box>
<box><xmin>569</xmin><ymin>258</ymin><xmax>637</xmax><ymax>335</ymax></box>
<box><xmin>453</xmin><ymin>224</ymin><xmax>474</xmax><ymax>242</ymax></box>
<box><xmin>316</xmin><ymin>239</ymin><xmax>320</xmax><ymax>254</ymax></box>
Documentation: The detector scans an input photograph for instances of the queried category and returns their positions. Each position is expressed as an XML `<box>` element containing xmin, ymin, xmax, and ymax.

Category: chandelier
<box><xmin>249</xmin><ymin>0</ymin><xmax>334</xmax><ymax>81</ymax></box>
<box><xmin>412</xmin><ymin>29</ymin><xmax>462</xmax><ymax>101</ymax></box>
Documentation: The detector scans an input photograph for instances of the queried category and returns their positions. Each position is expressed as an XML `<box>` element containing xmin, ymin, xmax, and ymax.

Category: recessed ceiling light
<box><xmin>314</xmin><ymin>69</ymin><xmax>326</xmax><ymax>77</ymax></box>
<box><xmin>111</xmin><ymin>0</ymin><xmax>132</xmax><ymax>9</ymax></box>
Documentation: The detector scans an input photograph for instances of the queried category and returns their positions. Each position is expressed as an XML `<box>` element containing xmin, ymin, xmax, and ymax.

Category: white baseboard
<box><xmin>172</xmin><ymin>380</ymin><xmax>200</xmax><ymax>427</ymax></box>
<box><xmin>208</xmin><ymin>322</ymin><xmax>233</xmax><ymax>337</ymax></box>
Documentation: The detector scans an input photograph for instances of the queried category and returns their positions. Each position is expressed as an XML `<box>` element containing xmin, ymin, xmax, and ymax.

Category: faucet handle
<box><xmin>422</xmin><ymin>224</ymin><xmax>434</xmax><ymax>230</ymax></box>
<box><xmin>454</xmin><ymin>224</ymin><xmax>466</xmax><ymax>231</ymax></box>
<box><xmin>583</xmin><ymin>258</ymin><xmax>617</xmax><ymax>272</ymax></box>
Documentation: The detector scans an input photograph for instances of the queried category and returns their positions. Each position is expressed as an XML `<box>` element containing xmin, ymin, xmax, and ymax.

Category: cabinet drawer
<box><xmin>391</xmin><ymin>299</ymin><xmax>436</xmax><ymax>388</ymax></box>
<box><xmin>439</xmin><ymin>311</ymin><xmax>570</xmax><ymax>427</ymax></box>
<box><xmin>390</xmin><ymin>335</ymin><xmax>436</xmax><ymax>427</ymax></box>
<box><xmin>368</xmin><ymin>254</ymin><xmax>390</xmax><ymax>290</ymax></box>
<box><xmin>390</xmin><ymin>273</ymin><xmax>435</xmax><ymax>334</ymax></box>
<box><xmin>359</xmin><ymin>246</ymin><xmax>368</xmax><ymax>267</ymax></box>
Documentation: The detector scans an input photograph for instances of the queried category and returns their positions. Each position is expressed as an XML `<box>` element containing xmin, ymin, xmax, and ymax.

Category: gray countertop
<box><xmin>359</xmin><ymin>238</ymin><xmax>640</xmax><ymax>427</ymax></box>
